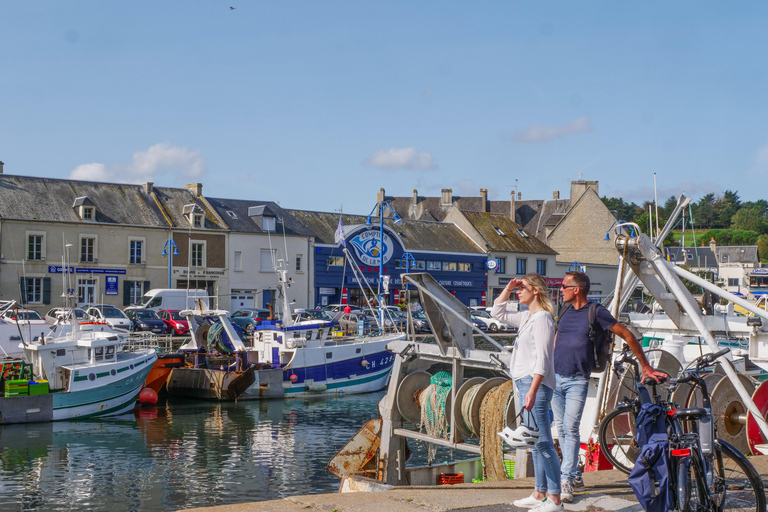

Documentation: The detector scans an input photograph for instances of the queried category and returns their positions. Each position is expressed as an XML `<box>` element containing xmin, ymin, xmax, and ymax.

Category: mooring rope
<box><xmin>479</xmin><ymin>380</ymin><xmax>515</xmax><ymax>481</ymax></box>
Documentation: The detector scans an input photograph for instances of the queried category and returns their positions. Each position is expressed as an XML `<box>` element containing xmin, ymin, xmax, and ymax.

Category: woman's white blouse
<box><xmin>490</xmin><ymin>299</ymin><xmax>556</xmax><ymax>390</ymax></box>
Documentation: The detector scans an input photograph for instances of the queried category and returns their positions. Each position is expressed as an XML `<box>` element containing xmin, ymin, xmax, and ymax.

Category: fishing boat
<box><xmin>0</xmin><ymin>316</ymin><xmax>156</xmax><ymax>424</ymax></box>
<box><xmin>165</xmin><ymin>257</ymin><xmax>405</xmax><ymax>401</ymax></box>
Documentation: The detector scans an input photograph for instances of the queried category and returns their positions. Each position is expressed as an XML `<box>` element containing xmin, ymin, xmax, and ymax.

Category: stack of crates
<box><xmin>29</xmin><ymin>380</ymin><xmax>49</xmax><ymax>395</ymax></box>
<box><xmin>5</xmin><ymin>379</ymin><xmax>29</xmax><ymax>397</ymax></box>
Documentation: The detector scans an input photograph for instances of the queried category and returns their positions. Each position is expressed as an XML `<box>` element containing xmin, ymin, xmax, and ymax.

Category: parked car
<box><xmin>470</xmin><ymin>314</ymin><xmax>488</xmax><ymax>331</ymax></box>
<box><xmin>292</xmin><ymin>309</ymin><xmax>333</xmax><ymax>325</ymax></box>
<box><xmin>361</xmin><ymin>307</ymin><xmax>407</xmax><ymax>330</ymax></box>
<box><xmin>230</xmin><ymin>308</ymin><xmax>273</xmax><ymax>334</ymax></box>
<box><xmin>411</xmin><ymin>310</ymin><xmax>432</xmax><ymax>333</ymax></box>
<box><xmin>322</xmin><ymin>304</ymin><xmax>361</xmax><ymax>326</ymax></box>
<box><xmin>1</xmin><ymin>308</ymin><xmax>47</xmax><ymax>325</ymax></box>
<box><xmin>470</xmin><ymin>309</ymin><xmax>509</xmax><ymax>333</ymax></box>
<box><xmin>124</xmin><ymin>309</ymin><xmax>167</xmax><ymax>334</ymax></box>
<box><xmin>156</xmin><ymin>309</ymin><xmax>190</xmax><ymax>336</ymax></box>
<box><xmin>338</xmin><ymin>312</ymin><xmax>376</xmax><ymax>332</ymax></box>
<box><xmin>45</xmin><ymin>307</ymin><xmax>89</xmax><ymax>324</ymax></box>
<box><xmin>85</xmin><ymin>306</ymin><xmax>132</xmax><ymax>331</ymax></box>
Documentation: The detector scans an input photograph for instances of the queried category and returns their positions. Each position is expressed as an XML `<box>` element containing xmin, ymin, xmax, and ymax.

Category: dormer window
<box><xmin>72</xmin><ymin>196</ymin><xmax>97</xmax><ymax>221</ymax></box>
<box><xmin>262</xmin><ymin>216</ymin><xmax>276</xmax><ymax>232</ymax></box>
<box><xmin>248</xmin><ymin>205</ymin><xmax>279</xmax><ymax>233</ymax></box>
<box><xmin>182</xmin><ymin>204</ymin><xmax>205</xmax><ymax>228</ymax></box>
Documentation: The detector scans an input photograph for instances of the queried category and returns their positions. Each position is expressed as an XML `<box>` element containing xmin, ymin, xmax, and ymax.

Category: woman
<box><xmin>491</xmin><ymin>274</ymin><xmax>562</xmax><ymax>512</ymax></box>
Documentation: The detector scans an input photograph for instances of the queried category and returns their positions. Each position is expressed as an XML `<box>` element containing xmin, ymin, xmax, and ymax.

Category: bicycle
<box><xmin>598</xmin><ymin>345</ymin><xmax>766</xmax><ymax>512</ymax></box>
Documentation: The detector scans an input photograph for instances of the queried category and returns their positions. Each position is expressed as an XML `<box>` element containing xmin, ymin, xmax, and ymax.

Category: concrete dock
<box><xmin>185</xmin><ymin>455</ymin><xmax>768</xmax><ymax>512</ymax></box>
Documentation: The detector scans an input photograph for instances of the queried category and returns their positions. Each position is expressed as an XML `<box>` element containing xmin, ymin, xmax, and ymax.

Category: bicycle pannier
<box><xmin>628</xmin><ymin>433</ymin><xmax>672</xmax><ymax>512</ymax></box>
<box><xmin>635</xmin><ymin>403</ymin><xmax>665</xmax><ymax>448</ymax></box>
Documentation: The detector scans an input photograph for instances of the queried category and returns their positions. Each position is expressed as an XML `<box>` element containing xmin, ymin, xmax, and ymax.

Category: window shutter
<box><xmin>123</xmin><ymin>282</ymin><xmax>132</xmax><ymax>306</ymax></box>
<box><xmin>43</xmin><ymin>278</ymin><xmax>52</xmax><ymax>304</ymax></box>
<box><xmin>19</xmin><ymin>277</ymin><xmax>27</xmax><ymax>303</ymax></box>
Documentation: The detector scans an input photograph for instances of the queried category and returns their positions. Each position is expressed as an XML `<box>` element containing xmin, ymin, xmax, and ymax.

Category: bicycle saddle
<box><xmin>671</xmin><ymin>407</ymin><xmax>707</xmax><ymax>420</ymax></box>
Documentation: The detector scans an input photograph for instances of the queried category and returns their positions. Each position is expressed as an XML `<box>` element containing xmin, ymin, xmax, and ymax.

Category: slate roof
<box><xmin>460</xmin><ymin>211</ymin><xmax>557</xmax><ymax>254</ymax></box>
<box><xmin>665</xmin><ymin>247</ymin><xmax>719</xmax><ymax>268</ymax></box>
<box><xmin>204</xmin><ymin>197</ymin><xmax>314</xmax><ymax>236</ymax></box>
<box><xmin>152</xmin><ymin>186</ymin><xmax>227</xmax><ymax>230</ymax></box>
<box><xmin>715</xmin><ymin>246</ymin><xmax>759</xmax><ymax>265</ymax></box>
<box><xmin>0</xmin><ymin>174</ymin><xmax>168</xmax><ymax>226</ymax></box>
<box><xmin>286</xmin><ymin>210</ymin><xmax>485</xmax><ymax>254</ymax></box>
<box><xmin>382</xmin><ymin>191</ymin><xmax>570</xmax><ymax>242</ymax></box>
<box><xmin>546</xmin><ymin>188</ymin><xmax>620</xmax><ymax>266</ymax></box>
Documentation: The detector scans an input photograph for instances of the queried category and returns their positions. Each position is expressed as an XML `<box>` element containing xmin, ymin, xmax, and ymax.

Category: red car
<box><xmin>156</xmin><ymin>309</ymin><xmax>190</xmax><ymax>336</ymax></box>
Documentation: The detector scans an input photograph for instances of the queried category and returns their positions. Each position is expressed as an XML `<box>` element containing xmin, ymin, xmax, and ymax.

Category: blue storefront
<box><xmin>313</xmin><ymin>224</ymin><xmax>487</xmax><ymax>308</ymax></box>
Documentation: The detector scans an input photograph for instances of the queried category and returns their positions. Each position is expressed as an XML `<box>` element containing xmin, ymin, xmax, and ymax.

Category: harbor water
<box><xmin>0</xmin><ymin>392</ymin><xmax>388</xmax><ymax>511</ymax></box>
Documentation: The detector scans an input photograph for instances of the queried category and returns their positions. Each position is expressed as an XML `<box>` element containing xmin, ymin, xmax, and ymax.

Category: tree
<box><xmin>601</xmin><ymin>196</ymin><xmax>643</xmax><ymax>224</ymax></box>
<box><xmin>662</xmin><ymin>196</ymin><xmax>678</xmax><ymax>220</ymax></box>
<box><xmin>731</xmin><ymin>206</ymin><xmax>766</xmax><ymax>233</ymax></box>
<box><xmin>694</xmin><ymin>194</ymin><xmax>716</xmax><ymax>229</ymax></box>
<box><xmin>715</xmin><ymin>190</ymin><xmax>740</xmax><ymax>228</ymax></box>
<box><xmin>759</xmin><ymin>234</ymin><xmax>768</xmax><ymax>264</ymax></box>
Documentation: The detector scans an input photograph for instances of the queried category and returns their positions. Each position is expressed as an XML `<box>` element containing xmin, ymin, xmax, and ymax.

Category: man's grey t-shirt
<box><xmin>555</xmin><ymin>303</ymin><xmax>617</xmax><ymax>378</ymax></box>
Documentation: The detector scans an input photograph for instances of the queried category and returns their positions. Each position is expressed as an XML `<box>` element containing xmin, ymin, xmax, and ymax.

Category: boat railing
<box><xmin>123</xmin><ymin>333</ymin><xmax>175</xmax><ymax>353</ymax></box>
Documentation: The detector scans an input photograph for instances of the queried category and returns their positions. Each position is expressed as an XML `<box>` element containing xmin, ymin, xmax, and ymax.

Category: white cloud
<box><xmin>751</xmin><ymin>143</ymin><xmax>768</xmax><ymax>175</ymax></box>
<box><xmin>69</xmin><ymin>142</ymin><xmax>206</xmax><ymax>184</ymax></box>
<box><xmin>514</xmin><ymin>116</ymin><xmax>593</xmax><ymax>144</ymax></box>
<box><xmin>363</xmin><ymin>147</ymin><xmax>436</xmax><ymax>171</ymax></box>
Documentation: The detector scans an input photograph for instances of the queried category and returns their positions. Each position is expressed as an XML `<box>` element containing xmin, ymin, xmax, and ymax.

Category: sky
<box><xmin>2</xmin><ymin>2</ymin><xmax>768</xmax><ymax>216</ymax></box>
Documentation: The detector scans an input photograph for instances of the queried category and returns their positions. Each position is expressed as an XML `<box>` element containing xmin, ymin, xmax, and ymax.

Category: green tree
<box><xmin>715</xmin><ymin>190</ymin><xmax>740</xmax><ymax>228</ymax></box>
<box><xmin>694</xmin><ymin>194</ymin><xmax>716</xmax><ymax>229</ymax></box>
<box><xmin>731</xmin><ymin>206</ymin><xmax>766</xmax><ymax>233</ymax></box>
<box><xmin>759</xmin><ymin>234</ymin><xmax>768</xmax><ymax>263</ymax></box>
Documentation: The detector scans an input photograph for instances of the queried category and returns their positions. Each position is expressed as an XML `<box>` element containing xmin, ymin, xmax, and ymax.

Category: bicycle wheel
<box><xmin>598</xmin><ymin>403</ymin><xmax>638</xmax><ymax>474</ymax></box>
<box><xmin>716</xmin><ymin>439</ymin><xmax>766</xmax><ymax>512</ymax></box>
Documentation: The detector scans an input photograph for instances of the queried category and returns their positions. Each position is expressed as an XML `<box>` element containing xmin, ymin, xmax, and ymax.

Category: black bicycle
<box><xmin>599</xmin><ymin>345</ymin><xmax>766</xmax><ymax>512</ymax></box>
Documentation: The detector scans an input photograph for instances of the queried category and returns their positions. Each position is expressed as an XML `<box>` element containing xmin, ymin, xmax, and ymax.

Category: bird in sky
<box><xmin>230</xmin><ymin>6</ymin><xmax>235</xmax><ymax>10</ymax></box>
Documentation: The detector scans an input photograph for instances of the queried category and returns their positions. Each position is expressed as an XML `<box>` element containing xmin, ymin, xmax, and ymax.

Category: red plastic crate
<box><xmin>437</xmin><ymin>473</ymin><xmax>464</xmax><ymax>485</ymax></box>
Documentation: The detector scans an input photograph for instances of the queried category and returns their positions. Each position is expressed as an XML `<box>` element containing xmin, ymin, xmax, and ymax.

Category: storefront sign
<box><xmin>48</xmin><ymin>266</ymin><xmax>125</xmax><ymax>275</ymax></box>
<box><xmin>348</xmin><ymin>230</ymin><xmax>394</xmax><ymax>266</ymax></box>
<box><xmin>319</xmin><ymin>287</ymin><xmax>336</xmax><ymax>295</ymax></box>
<box><xmin>105</xmin><ymin>276</ymin><xmax>118</xmax><ymax>295</ymax></box>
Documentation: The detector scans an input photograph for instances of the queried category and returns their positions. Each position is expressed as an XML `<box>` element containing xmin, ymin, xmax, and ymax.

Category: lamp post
<box><xmin>400</xmin><ymin>252</ymin><xmax>415</xmax><ymax>290</ymax></box>
<box><xmin>162</xmin><ymin>239</ymin><xmax>179</xmax><ymax>288</ymax></box>
<box><xmin>366</xmin><ymin>201</ymin><xmax>402</xmax><ymax>328</ymax></box>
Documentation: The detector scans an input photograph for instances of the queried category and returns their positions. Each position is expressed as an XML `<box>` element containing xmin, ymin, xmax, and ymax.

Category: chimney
<box><xmin>441</xmin><ymin>188</ymin><xmax>453</xmax><ymax>206</ymax></box>
<box><xmin>553</xmin><ymin>190</ymin><xmax>559</xmax><ymax>200</ymax></box>
<box><xmin>412</xmin><ymin>189</ymin><xmax>418</xmax><ymax>206</ymax></box>
<box><xmin>710</xmin><ymin>237</ymin><xmax>717</xmax><ymax>252</ymax></box>
<box><xmin>0</xmin><ymin>161</ymin><xmax>4</xmax><ymax>174</ymax></box>
<box><xmin>143</xmin><ymin>182</ymin><xmax>154</xmax><ymax>194</ymax></box>
<box><xmin>185</xmin><ymin>183</ymin><xmax>203</xmax><ymax>197</ymax></box>
<box><xmin>510</xmin><ymin>190</ymin><xmax>516</xmax><ymax>221</ymax></box>
<box><xmin>480</xmin><ymin>188</ymin><xmax>487</xmax><ymax>212</ymax></box>
<box><xmin>518</xmin><ymin>192</ymin><xmax>521</xmax><ymax>200</ymax></box>
<box><xmin>377</xmin><ymin>187</ymin><xmax>385</xmax><ymax>204</ymax></box>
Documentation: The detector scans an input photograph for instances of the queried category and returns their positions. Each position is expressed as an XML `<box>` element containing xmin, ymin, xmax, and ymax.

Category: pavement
<box><xmin>181</xmin><ymin>454</ymin><xmax>768</xmax><ymax>512</ymax></box>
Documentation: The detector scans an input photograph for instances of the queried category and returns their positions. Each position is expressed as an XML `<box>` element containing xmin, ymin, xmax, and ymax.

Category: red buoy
<box><xmin>138</xmin><ymin>387</ymin><xmax>158</xmax><ymax>405</ymax></box>
<box><xmin>361</xmin><ymin>359</ymin><xmax>369</xmax><ymax>367</ymax></box>
<box><xmin>289</xmin><ymin>374</ymin><xmax>298</xmax><ymax>383</ymax></box>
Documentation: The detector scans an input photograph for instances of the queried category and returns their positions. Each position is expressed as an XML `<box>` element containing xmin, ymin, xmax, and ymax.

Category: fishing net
<box><xmin>419</xmin><ymin>371</ymin><xmax>453</xmax><ymax>463</ymax></box>
<box><xmin>479</xmin><ymin>379</ymin><xmax>514</xmax><ymax>481</ymax></box>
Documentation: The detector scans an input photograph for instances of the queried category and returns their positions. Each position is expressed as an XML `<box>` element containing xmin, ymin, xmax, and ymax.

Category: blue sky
<box><xmin>2</xmin><ymin>2</ymin><xmax>768</xmax><ymax>215</ymax></box>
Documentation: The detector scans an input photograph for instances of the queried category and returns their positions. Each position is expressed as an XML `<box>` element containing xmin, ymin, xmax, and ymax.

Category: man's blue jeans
<box><xmin>515</xmin><ymin>376</ymin><xmax>561</xmax><ymax>495</ymax></box>
<box><xmin>551</xmin><ymin>374</ymin><xmax>590</xmax><ymax>483</ymax></box>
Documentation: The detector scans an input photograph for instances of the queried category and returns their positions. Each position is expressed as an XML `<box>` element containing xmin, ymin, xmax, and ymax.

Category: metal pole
<box><xmin>379</xmin><ymin>204</ymin><xmax>385</xmax><ymax>328</ymax></box>
<box><xmin>168</xmin><ymin>242</ymin><xmax>172</xmax><ymax>288</ymax></box>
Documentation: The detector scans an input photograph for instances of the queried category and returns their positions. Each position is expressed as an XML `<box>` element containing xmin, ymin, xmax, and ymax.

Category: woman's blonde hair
<box><xmin>523</xmin><ymin>273</ymin><xmax>554</xmax><ymax>317</ymax></box>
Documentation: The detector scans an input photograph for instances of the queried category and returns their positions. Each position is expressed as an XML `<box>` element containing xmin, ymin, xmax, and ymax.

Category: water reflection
<box><xmin>0</xmin><ymin>392</ymin><xmax>387</xmax><ymax>511</ymax></box>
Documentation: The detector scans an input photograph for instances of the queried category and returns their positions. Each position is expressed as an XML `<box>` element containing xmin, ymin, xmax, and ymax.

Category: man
<box><xmin>553</xmin><ymin>271</ymin><xmax>665</xmax><ymax>503</ymax></box>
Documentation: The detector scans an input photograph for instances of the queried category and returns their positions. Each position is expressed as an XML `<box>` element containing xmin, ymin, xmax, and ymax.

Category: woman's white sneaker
<box><xmin>530</xmin><ymin>499</ymin><xmax>564</xmax><ymax>512</ymax></box>
<box><xmin>512</xmin><ymin>494</ymin><xmax>546</xmax><ymax>508</ymax></box>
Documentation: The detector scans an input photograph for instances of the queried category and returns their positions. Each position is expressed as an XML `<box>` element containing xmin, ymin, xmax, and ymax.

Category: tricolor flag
<box><xmin>334</xmin><ymin>217</ymin><xmax>347</xmax><ymax>247</ymax></box>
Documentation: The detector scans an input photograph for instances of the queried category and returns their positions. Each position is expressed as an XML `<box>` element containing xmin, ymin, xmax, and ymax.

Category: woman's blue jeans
<box><xmin>515</xmin><ymin>375</ymin><xmax>561</xmax><ymax>495</ymax></box>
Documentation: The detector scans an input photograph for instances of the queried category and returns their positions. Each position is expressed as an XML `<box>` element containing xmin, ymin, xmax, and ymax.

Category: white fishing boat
<box><xmin>0</xmin><ymin>319</ymin><xmax>156</xmax><ymax>424</ymax></box>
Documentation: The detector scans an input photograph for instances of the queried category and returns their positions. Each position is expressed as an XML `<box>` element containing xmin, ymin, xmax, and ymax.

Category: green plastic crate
<box><xmin>29</xmin><ymin>381</ymin><xmax>49</xmax><ymax>395</ymax></box>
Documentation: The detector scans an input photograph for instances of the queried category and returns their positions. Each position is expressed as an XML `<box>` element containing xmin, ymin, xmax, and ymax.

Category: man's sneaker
<box><xmin>571</xmin><ymin>476</ymin><xmax>585</xmax><ymax>490</ymax></box>
<box><xmin>530</xmin><ymin>499</ymin><xmax>564</xmax><ymax>512</ymax></box>
<box><xmin>512</xmin><ymin>494</ymin><xmax>546</xmax><ymax>508</ymax></box>
<box><xmin>560</xmin><ymin>480</ymin><xmax>574</xmax><ymax>503</ymax></box>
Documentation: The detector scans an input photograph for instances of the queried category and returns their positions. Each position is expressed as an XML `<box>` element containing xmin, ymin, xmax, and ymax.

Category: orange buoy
<box><xmin>289</xmin><ymin>374</ymin><xmax>298</xmax><ymax>383</ymax></box>
<box><xmin>138</xmin><ymin>387</ymin><xmax>158</xmax><ymax>405</ymax></box>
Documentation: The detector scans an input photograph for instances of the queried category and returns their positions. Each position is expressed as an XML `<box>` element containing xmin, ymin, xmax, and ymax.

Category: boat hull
<box><xmin>0</xmin><ymin>351</ymin><xmax>156</xmax><ymax>424</ymax></box>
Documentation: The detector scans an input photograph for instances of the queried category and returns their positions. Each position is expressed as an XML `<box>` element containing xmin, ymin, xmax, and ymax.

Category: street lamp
<box><xmin>365</xmin><ymin>201</ymin><xmax>402</xmax><ymax>328</ymax></box>
<box><xmin>162</xmin><ymin>239</ymin><xmax>179</xmax><ymax>288</ymax></box>
<box><xmin>400</xmin><ymin>252</ymin><xmax>415</xmax><ymax>291</ymax></box>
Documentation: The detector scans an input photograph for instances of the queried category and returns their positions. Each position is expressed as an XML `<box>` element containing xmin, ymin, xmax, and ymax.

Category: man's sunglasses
<box><xmin>560</xmin><ymin>284</ymin><xmax>579</xmax><ymax>289</ymax></box>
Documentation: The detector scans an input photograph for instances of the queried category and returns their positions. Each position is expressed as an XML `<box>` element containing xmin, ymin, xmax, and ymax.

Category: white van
<box><xmin>125</xmin><ymin>289</ymin><xmax>210</xmax><ymax>312</ymax></box>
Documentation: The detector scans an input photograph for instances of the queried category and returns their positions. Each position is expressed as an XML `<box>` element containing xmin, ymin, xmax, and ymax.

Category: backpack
<box><xmin>628</xmin><ymin>433</ymin><xmax>672</xmax><ymax>512</ymax></box>
<box><xmin>559</xmin><ymin>302</ymin><xmax>614</xmax><ymax>373</ymax></box>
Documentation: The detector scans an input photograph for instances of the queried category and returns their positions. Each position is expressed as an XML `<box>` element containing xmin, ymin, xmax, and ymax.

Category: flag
<box><xmin>334</xmin><ymin>217</ymin><xmax>347</xmax><ymax>247</ymax></box>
